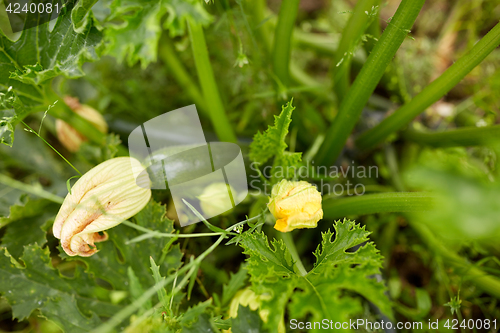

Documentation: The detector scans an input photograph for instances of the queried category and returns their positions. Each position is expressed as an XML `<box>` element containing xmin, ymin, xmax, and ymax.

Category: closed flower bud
<box><xmin>53</xmin><ymin>157</ymin><xmax>151</xmax><ymax>257</ymax></box>
<box><xmin>268</xmin><ymin>179</ymin><xmax>323</xmax><ymax>232</ymax></box>
<box><xmin>56</xmin><ymin>96</ymin><xmax>108</xmax><ymax>152</ymax></box>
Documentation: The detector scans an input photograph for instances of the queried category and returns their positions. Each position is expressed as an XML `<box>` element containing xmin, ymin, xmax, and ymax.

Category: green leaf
<box><xmin>306</xmin><ymin>220</ymin><xmax>393</xmax><ymax>319</ymax></box>
<box><xmin>239</xmin><ymin>231</ymin><xmax>296</xmax><ymax>330</ymax></box>
<box><xmin>179</xmin><ymin>299</ymin><xmax>212</xmax><ymax>328</ymax></box>
<box><xmin>105</xmin><ymin>0</ymin><xmax>211</xmax><ymax>68</ymax></box>
<box><xmin>182</xmin><ymin>313</ymin><xmax>216</xmax><ymax>333</ymax></box>
<box><xmin>222</xmin><ymin>266</ymin><xmax>248</xmax><ymax>305</ymax></box>
<box><xmin>0</xmin><ymin>196</ymin><xmax>55</xmax><ymax>228</ymax></box>
<box><xmin>249</xmin><ymin>99</ymin><xmax>295</xmax><ymax>164</ymax></box>
<box><xmin>0</xmin><ymin>244</ymin><xmax>121</xmax><ymax>332</ymax></box>
<box><xmin>105</xmin><ymin>0</ymin><xmax>168</xmax><ymax>68</ymax></box>
<box><xmin>2</xmin><ymin>0</ymin><xmax>102</xmax><ymax>86</ymax></box>
<box><xmin>0</xmin><ymin>198</ymin><xmax>58</xmax><ymax>259</ymax></box>
<box><xmin>240</xmin><ymin>231</ymin><xmax>295</xmax><ymax>280</ymax></box>
<box><xmin>0</xmin><ymin>109</ymin><xmax>15</xmax><ymax>146</ymax></box>
<box><xmin>231</xmin><ymin>305</ymin><xmax>269</xmax><ymax>333</ymax></box>
<box><xmin>0</xmin><ymin>91</ymin><xmax>30</xmax><ymax>147</ymax></box>
<box><xmin>238</xmin><ymin>220</ymin><xmax>392</xmax><ymax>332</ymax></box>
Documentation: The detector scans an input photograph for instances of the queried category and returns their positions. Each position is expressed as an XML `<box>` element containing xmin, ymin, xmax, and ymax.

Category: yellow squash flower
<box><xmin>268</xmin><ymin>179</ymin><xmax>323</xmax><ymax>232</ymax></box>
<box><xmin>53</xmin><ymin>157</ymin><xmax>151</xmax><ymax>257</ymax></box>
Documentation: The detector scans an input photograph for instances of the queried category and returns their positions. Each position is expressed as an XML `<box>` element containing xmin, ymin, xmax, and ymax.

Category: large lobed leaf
<box><xmin>239</xmin><ymin>219</ymin><xmax>392</xmax><ymax>332</ymax></box>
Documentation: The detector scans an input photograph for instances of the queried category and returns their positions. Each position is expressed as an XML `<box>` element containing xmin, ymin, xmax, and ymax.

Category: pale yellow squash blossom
<box><xmin>225</xmin><ymin>288</ymin><xmax>285</xmax><ymax>333</ymax></box>
<box><xmin>56</xmin><ymin>96</ymin><xmax>108</xmax><ymax>152</ymax></box>
<box><xmin>53</xmin><ymin>157</ymin><xmax>151</xmax><ymax>257</ymax></box>
<box><xmin>268</xmin><ymin>179</ymin><xmax>323</xmax><ymax>232</ymax></box>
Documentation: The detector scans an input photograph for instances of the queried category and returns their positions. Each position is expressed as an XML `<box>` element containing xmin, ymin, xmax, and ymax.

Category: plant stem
<box><xmin>188</xmin><ymin>20</ymin><xmax>237</xmax><ymax>143</ymax></box>
<box><xmin>403</xmin><ymin>125</ymin><xmax>500</xmax><ymax>147</ymax></box>
<box><xmin>315</xmin><ymin>0</ymin><xmax>425</xmax><ymax>166</ymax></box>
<box><xmin>356</xmin><ymin>21</ymin><xmax>500</xmax><ymax>150</ymax></box>
<box><xmin>322</xmin><ymin>192</ymin><xmax>435</xmax><ymax>219</ymax></box>
<box><xmin>158</xmin><ymin>36</ymin><xmax>206</xmax><ymax>114</ymax></box>
<box><xmin>333</xmin><ymin>0</ymin><xmax>379</xmax><ymax>104</ymax></box>
<box><xmin>272</xmin><ymin>0</ymin><xmax>300</xmax><ymax>87</ymax></box>
<box><xmin>280</xmin><ymin>232</ymin><xmax>307</xmax><ymax>276</ymax></box>
<box><xmin>412</xmin><ymin>223</ymin><xmax>500</xmax><ymax>300</ymax></box>
<box><xmin>0</xmin><ymin>173</ymin><xmax>64</xmax><ymax>204</ymax></box>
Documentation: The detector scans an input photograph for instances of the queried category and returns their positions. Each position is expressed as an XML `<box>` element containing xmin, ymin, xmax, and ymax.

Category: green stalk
<box><xmin>188</xmin><ymin>21</ymin><xmax>237</xmax><ymax>143</ymax></box>
<box><xmin>403</xmin><ymin>125</ymin><xmax>500</xmax><ymax>147</ymax></box>
<box><xmin>322</xmin><ymin>192</ymin><xmax>435</xmax><ymax>220</ymax></box>
<box><xmin>158</xmin><ymin>37</ymin><xmax>206</xmax><ymax>113</ymax></box>
<box><xmin>412</xmin><ymin>223</ymin><xmax>500</xmax><ymax>299</ymax></box>
<box><xmin>356</xmin><ymin>21</ymin><xmax>500</xmax><ymax>150</ymax></box>
<box><xmin>333</xmin><ymin>0</ymin><xmax>379</xmax><ymax>103</ymax></box>
<box><xmin>272</xmin><ymin>0</ymin><xmax>300</xmax><ymax>87</ymax></box>
<box><xmin>280</xmin><ymin>232</ymin><xmax>307</xmax><ymax>276</ymax></box>
<box><xmin>315</xmin><ymin>0</ymin><xmax>425</xmax><ymax>166</ymax></box>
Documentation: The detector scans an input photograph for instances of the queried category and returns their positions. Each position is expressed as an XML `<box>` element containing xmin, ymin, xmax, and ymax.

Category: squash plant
<box><xmin>1</xmin><ymin>0</ymin><xmax>500</xmax><ymax>332</ymax></box>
